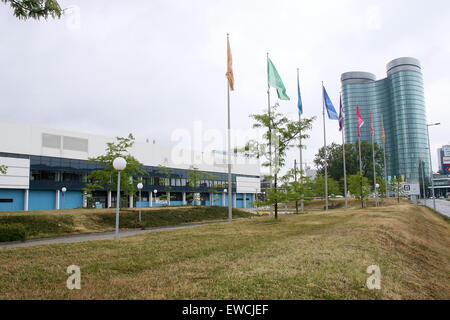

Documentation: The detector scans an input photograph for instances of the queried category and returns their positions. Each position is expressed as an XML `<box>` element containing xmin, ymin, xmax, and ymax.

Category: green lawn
<box><xmin>0</xmin><ymin>203</ymin><xmax>449</xmax><ymax>300</ymax></box>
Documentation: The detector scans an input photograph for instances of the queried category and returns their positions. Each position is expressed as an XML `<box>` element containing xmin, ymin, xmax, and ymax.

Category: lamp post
<box><xmin>154</xmin><ymin>189</ymin><xmax>158</xmax><ymax>207</ymax></box>
<box><xmin>137</xmin><ymin>182</ymin><xmax>143</xmax><ymax>222</ymax></box>
<box><xmin>224</xmin><ymin>189</ymin><xmax>227</xmax><ymax>207</ymax></box>
<box><xmin>61</xmin><ymin>187</ymin><xmax>67</xmax><ymax>210</ymax></box>
<box><xmin>113</xmin><ymin>157</ymin><xmax>127</xmax><ymax>239</ymax></box>
<box><xmin>427</xmin><ymin>123</ymin><xmax>440</xmax><ymax>211</ymax></box>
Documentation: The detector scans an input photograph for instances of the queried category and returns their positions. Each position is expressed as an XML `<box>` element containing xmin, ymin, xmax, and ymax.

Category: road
<box><xmin>0</xmin><ymin>222</ymin><xmax>222</xmax><ymax>249</ymax></box>
<box><xmin>420</xmin><ymin>199</ymin><xmax>450</xmax><ymax>217</ymax></box>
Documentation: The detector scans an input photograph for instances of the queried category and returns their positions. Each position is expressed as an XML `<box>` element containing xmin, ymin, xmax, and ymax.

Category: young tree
<box><xmin>2</xmin><ymin>0</ymin><xmax>62</xmax><ymax>20</ymax></box>
<box><xmin>240</xmin><ymin>102</ymin><xmax>314</xmax><ymax>219</ymax></box>
<box><xmin>311</xmin><ymin>175</ymin><xmax>340</xmax><ymax>200</ymax></box>
<box><xmin>280</xmin><ymin>168</ymin><xmax>314</xmax><ymax>214</ymax></box>
<box><xmin>348</xmin><ymin>173</ymin><xmax>371</xmax><ymax>208</ymax></box>
<box><xmin>83</xmin><ymin>134</ymin><xmax>146</xmax><ymax>207</ymax></box>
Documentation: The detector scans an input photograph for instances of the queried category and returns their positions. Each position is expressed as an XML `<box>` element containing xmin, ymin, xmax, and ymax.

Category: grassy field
<box><xmin>0</xmin><ymin>203</ymin><xmax>449</xmax><ymax>299</ymax></box>
<box><xmin>0</xmin><ymin>206</ymin><xmax>252</xmax><ymax>240</ymax></box>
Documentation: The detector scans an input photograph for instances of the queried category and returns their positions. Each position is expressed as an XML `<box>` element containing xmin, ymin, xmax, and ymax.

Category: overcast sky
<box><xmin>1</xmin><ymin>0</ymin><xmax>449</xmax><ymax>172</ymax></box>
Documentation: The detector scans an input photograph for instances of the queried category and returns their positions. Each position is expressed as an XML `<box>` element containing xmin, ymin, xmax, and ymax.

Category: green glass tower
<box><xmin>341</xmin><ymin>57</ymin><xmax>430</xmax><ymax>184</ymax></box>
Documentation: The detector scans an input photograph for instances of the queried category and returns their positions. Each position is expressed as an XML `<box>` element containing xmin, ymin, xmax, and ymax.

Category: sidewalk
<box><xmin>0</xmin><ymin>222</ymin><xmax>222</xmax><ymax>249</ymax></box>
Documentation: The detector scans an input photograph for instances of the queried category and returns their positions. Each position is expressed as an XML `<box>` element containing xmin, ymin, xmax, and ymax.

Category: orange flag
<box><xmin>226</xmin><ymin>35</ymin><xmax>235</xmax><ymax>91</ymax></box>
<box><xmin>381</xmin><ymin>119</ymin><xmax>386</xmax><ymax>144</ymax></box>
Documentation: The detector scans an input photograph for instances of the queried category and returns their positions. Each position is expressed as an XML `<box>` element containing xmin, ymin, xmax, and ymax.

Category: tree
<box><xmin>2</xmin><ymin>0</ymin><xmax>62</xmax><ymax>20</ymax></box>
<box><xmin>314</xmin><ymin>141</ymin><xmax>384</xmax><ymax>193</ymax></box>
<box><xmin>0</xmin><ymin>165</ymin><xmax>7</xmax><ymax>175</ymax></box>
<box><xmin>310</xmin><ymin>175</ymin><xmax>340</xmax><ymax>200</ymax></box>
<box><xmin>348</xmin><ymin>173</ymin><xmax>371</xmax><ymax>208</ymax></box>
<box><xmin>83</xmin><ymin>134</ymin><xmax>146</xmax><ymax>207</ymax></box>
<box><xmin>240</xmin><ymin>102</ymin><xmax>314</xmax><ymax>219</ymax></box>
<box><xmin>280</xmin><ymin>168</ymin><xmax>314</xmax><ymax>214</ymax></box>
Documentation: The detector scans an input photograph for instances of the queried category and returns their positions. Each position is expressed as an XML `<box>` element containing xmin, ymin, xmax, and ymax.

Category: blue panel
<box><xmin>136</xmin><ymin>201</ymin><xmax>149</xmax><ymax>208</ymax></box>
<box><xmin>0</xmin><ymin>189</ymin><xmax>25</xmax><ymax>211</ymax></box>
<box><xmin>60</xmin><ymin>191</ymin><xmax>83</xmax><ymax>209</ymax></box>
<box><xmin>29</xmin><ymin>190</ymin><xmax>55</xmax><ymax>211</ymax></box>
<box><xmin>247</xmin><ymin>194</ymin><xmax>254</xmax><ymax>208</ymax></box>
<box><xmin>170</xmin><ymin>201</ymin><xmax>183</xmax><ymax>206</ymax></box>
<box><xmin>236</xmin><ymin>193</ymin><xmax>244</xmax><ymax>208</ymax></box>
<box><xmin>212</xmin><ymin>194</ymin><xmax>222</xmax><ymax>206</ymax></box>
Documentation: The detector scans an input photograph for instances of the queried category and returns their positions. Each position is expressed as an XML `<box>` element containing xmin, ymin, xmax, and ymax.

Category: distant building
<box><xmin>0</xmin><ymin>120</ymin><xmax>261</xmax><ymax>211</ymax></box>
<box><xmin>341</xmin><ymin>57</ymin><xmax>430</xmax><ymax>184</ymax></box>
<box><xmin>437</xmin><ymin>145</ymin><xmax>450</xmax><ymax>175</ymax></box>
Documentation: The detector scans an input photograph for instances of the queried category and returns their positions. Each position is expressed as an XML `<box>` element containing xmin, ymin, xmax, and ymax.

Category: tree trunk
<box><xmin>274</xmin><ymin>174</ymin><xmax>278</xmax><ymax>219</ymax></box>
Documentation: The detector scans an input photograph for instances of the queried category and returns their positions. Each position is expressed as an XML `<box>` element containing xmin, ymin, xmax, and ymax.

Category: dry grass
<box><xmin>0</xmin><ymin>203</ymin><xmax>448</xmax><ymax>300</ymax></box>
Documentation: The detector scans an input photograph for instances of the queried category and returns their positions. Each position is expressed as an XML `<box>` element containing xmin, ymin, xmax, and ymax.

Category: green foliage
<box><xmin>348</xmin><ymin>173</ymin><xmax>371</xmax><ymax>206</ymax></box>
<box><xmin>0</xmin><ymin>165</ymin><xmax>7</xmax><ymax>175</ymax></box>
<box><xmin>0</xmin><ymin>223</ymin><xmax>27</xmax><ymax>242</ymax></box>
<box><xmin>2</xmin><ymin>0</ymin><xmax>62</xmax><ymax>20</ymax></box>
<box><xmin>376</xmin><ymin>176</ymin><xmax>387</xmax><ymax>197</ymax></box>
<box><xmin>0</xmin><ymin>215</ymin><xmax>74</xmax><ymax>240</ymax></box>
<box><xmin>83</xmin><ymin>134</ymin><xmax>146</xmax><ymax>203</ymax></box>
<box><xmin>239</xmin><ymin>102</ymin><xmax>315</xmax><ymax>218</ymax></box>
<box><xmin>310</xmin><ymin>175</ymin><xmax>340</xmax><ymax>199</ymax></box>
<box><xmin>314</xmin><ymin>142</ymin><xmax>385</xmax><ymax>193</ymax></box>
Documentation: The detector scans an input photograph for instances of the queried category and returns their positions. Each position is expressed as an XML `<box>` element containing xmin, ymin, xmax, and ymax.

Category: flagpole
<box><xmin>294</xmin><ymin>159</ymin><xmax>299</xmax><ymax>214</ymax></box>
<box><xmin>267</xmin><ymin>53</ymin><xmax>273</xmax><ymax>217</ymax></box>
<box><xmin>322</xmin><ymin>82</ymin><xmax>329</xmax><ymax>211</ymax></box>
<box><xmin>382</xmin><ymin>118</ymin><xmax>388</xmax><ymax>201</ymax></box>
<box><xmin>298</xmin><ymin>68</ymin><xmax>304</xmax><ymax>213</ymax></box>
<box><xmin>371</xmin><ymin>115</ymin><xmax>378</xmax><ymax>207</ymax></box>
<box><xmin>341</xmin><ymin>125</ymin><xmax>348</xmax><ymax>209</ymax></box>
<box><xmin>226</xmin><ymin>34</ymin><xmax>233</xmax><ymax>222</ymax></box>
<box><xmin>340</xmin><ymin>93</ymin><xmax>348</xmax><ymax>209</ymax></box>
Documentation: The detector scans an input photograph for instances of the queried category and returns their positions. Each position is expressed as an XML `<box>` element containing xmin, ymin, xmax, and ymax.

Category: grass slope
<box><xmin>0</xmin><ymin>206</ymin><xmax>251</xmax><ymax>240</ymax></box>
<box><xmin>0</xmin><ymin>204</ymin><xmax>449</xmax><ymax>300</ymax></box>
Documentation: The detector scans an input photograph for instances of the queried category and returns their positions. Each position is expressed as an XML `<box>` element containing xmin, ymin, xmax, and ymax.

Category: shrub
<box><xmin>0</xmin><ymin>224</ymin><xmax>27</xmax><ymax>242</ymax></box>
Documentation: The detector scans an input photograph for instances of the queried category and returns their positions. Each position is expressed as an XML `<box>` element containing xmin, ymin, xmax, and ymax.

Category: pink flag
<box><xmin>357</xmin><ymin>106</ymin><xmax>364</xmax><ymax>137</ymax></box>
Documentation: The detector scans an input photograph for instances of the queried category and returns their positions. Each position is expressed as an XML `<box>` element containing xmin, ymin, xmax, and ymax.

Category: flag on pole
<box><xmin>339</xmin><ymin>94</ymin><xmax>345</xmax><ymax>131</ymax></box>
<box><xmin>268</xmin><ymin>58</ymin><xmax>290</xmax><ymax>101</ymax></box>
<box><xmin>381</xmin><ymin>119</ymin><xmax>386</xmax><ymax>144</ymax></box>
<box><xmin>297</xmin><ymin>69</ymin><xmax>303</xmax><ymax>114</ymax></box>
<box><xmin>357</xmin><ymin>106</ymin><xmax>364</xmax><ymax>137</ymax></box>
<box><xmin>226</xmin><ymin>36</ymin><xmax>234</xmax><ymax>91</ymax></box>
<box><xmin>322</xmin><ymin>85</ymin><xmax>339</xmax><ymax>120</ymax></box>
<box><xmin>370</xmin><ymin>113</ymin><xmax>375</xmax><ymax>137</ymax></box>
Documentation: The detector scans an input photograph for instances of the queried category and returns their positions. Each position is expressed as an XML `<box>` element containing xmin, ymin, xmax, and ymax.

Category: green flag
<box><xmin>268</xmin><ymin>58</ymin><xmax>290</xmax><ymax>101</ymax></box>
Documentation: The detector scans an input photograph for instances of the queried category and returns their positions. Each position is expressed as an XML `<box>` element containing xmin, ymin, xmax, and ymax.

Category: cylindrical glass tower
<box><xmin>341</xmin><ymin>57</ymin><xmax>429</xmax><ymax>184</ymax></box>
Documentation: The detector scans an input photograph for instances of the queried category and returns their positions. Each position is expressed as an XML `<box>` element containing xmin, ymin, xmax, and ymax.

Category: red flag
<box><xmin>370</xmin><ymin>113</ymin><xmax>374</xmax><ymax>137</ymax></box>
<box><xmin>357</xmin><ymin>106</ymin><xmax>364</xmax><ymax>137</ymax></box>
<box><xmin>381</xmin><ymin>119</ymin><xmax>386</xmax><ymax>144</ymax></box>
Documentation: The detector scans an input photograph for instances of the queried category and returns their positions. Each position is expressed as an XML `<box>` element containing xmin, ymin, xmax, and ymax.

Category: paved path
<box><xmin>0</xmin><ymin>222</ymin><xmax>222</xmax><ymax>249</ymax></box>
<box><xmin>419</xmin><ymin>199</ymin><xmax>450</xmax><ymax>217</ymax></box>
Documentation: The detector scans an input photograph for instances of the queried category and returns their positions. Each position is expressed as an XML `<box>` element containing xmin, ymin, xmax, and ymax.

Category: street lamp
<box><xmin>61</xmin><ymin>187</ymin><xmax>67</xmax><ymax>210</ymax></box>
<box><xmin>153</xmin><ymin>189</ymin><xmax>158</xmax><ymax>207</ymax></box>
<box><xmin>427</xmin><ymin>123</ymin><xmax>440</xmax><ymax>211</ymax></box>
<box><xmin>137</xmin><ymin>182</ymin><xmax>143</xmax><ymax>222</ymax></box>
<box><xmin>223</xmin><ymin>189</ymin><xmax>227</xmax><ymax>207</ymax></box>
<box><xmin>113</xmin><ymin>157</ymin><xmax>127</xmax><ymax>238</ymax></box>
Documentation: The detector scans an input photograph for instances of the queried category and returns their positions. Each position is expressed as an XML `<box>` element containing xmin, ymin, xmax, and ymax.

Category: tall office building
<box><xmin>341</xmin><ymin>57</ymin><xmax>430</xmax><ymax>184</ymax></box>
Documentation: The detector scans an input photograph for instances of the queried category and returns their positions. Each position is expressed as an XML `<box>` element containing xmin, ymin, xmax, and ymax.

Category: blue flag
<box><xmin>297</xmin><ymin>71</ymin><xmax>303</xmax><ymax>115</ymax></box>
<box><xmin>323</xmin><ymin>86</ymin><xmax>339</xmax><ymax>120</ymax></box>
